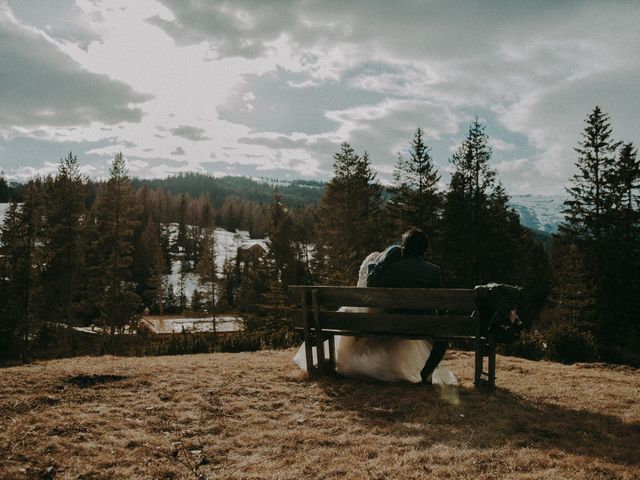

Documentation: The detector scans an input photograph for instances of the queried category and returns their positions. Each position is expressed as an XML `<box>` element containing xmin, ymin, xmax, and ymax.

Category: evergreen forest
<box><xmin>1</xmin><ymin>107</ymin><xmax>638</xmax><ymax>366</ymax></box>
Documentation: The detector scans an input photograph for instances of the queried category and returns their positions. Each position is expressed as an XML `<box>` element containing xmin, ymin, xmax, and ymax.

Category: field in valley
<box><xmin>1</xmin><ymin>349</ymin><xmax>638</xmax><ymax>479</ymax></box>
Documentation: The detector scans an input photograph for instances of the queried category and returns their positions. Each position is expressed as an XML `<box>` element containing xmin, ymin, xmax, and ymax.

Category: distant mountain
<box><xmin>508</xmin><ymin>194</ymin><xmax>565</xmax><ymax>234</ymax></box>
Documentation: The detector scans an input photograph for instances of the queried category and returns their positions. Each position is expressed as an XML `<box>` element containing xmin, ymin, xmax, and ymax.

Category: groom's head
<box><xmin>401</xmin><ymin>227</ymin><xmax>429</xmax><ymax>257</ymax></box>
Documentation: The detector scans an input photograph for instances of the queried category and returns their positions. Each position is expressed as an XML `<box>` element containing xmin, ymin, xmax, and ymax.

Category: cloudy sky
<box><xmin>1</xmin><ymin>0</ymin><xmax>638</xmax><ymax>195</ymax></box>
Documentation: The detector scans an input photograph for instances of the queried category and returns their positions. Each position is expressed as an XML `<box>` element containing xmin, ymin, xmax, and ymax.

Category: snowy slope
<box><xmin>163</xmin><ymin>225</ymin><xmax>267</xmax><ymax>301</ymax></box>
<box><xmin>163</xmin><ymin>224</ymin><xmax>254</xmax><ymax>273</ymax></box>
<box><xmin>508</xmin><ymin>195</ymin><xmax>565</xmax><ymax>234</ymax></box>
<box><xmin>140</xmin><ymin>316</ymin><xmax>243</xmax><ymax>334</ymax></box>
<box><xmin>0</xmin><ymin>203</ymin><xmax>10</xmax><ymax>221</ymax></box>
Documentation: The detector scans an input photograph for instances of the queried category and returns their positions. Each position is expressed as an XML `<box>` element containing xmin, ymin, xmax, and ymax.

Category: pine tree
<box><xmin>92</xmin><ymin>153</ymin><xmax>141</xmax><ymax>335</ymax></box>
<box><xmin>138</xmin><ymin>220</ymin><xmax>166</xmax><ymax>314</ymax></box>
<box><xmin>255</xmin><ymin>262</ymin><xmax>291</xmax><ymax>334</ymax></box>
<box><xmin>191</xmin><ymin>288</ymin><xmax>203</xmax><ymax>312</ymax></box>
<box><xmin>605</xmin><ymin>142</ymin><xmax>640</xmax><ymax>350</ymax></box>
<box><xmin>611</xmin><ymin>142</ymin><xmax>640</xmax><ymax>240</ymax></box>
<box><xmin>551</xmin><ymin>241</ymin><xmax>597</xmax><ymax>332</ymax></box>
<box><xmin>387</xmin><ymin>128</ymin><xmax>442</xmax><ymax>236</ymax></box>
<box><xmin>176</xmin><ymin>193</ymin><xmax>189</xmax><ymax>255</ymax></box>
<box><xmin>216</xmin><ymin>258</ymin><xmax>238</xmax><ymax>310</ymax></box>
<box><xmin>440</xmin><ymin>118</ymin><xmax>514</xmax><ymax>287</ymax></box>
<box><xmin>315</xmin><ymin>144</ymin><xmax>384</xmax><ymax>284</ymax></box>
<box><xmin>235</xmin><ymin>256</ymin><xmax>269</xmax><ymax>313</ymax></box>
<box><xmin>0</xmin><ymin>172</ymin><xmax>10</xmax><ymax>202</ymax></box>
<box><xmin>40</xmin><ymin>153</ymin><xmax>87</xmax><ymax>326</ymax></box>
<box><xmin>268</xmin><ymin>191</ymin><xmax>307</xmax><ymax>286</ymax></box>
<box><xmin>0</xmin><ymin>181</ymin><xmax>45</xmax><ymax>361</ymax></box>
<box><xmin>196</xmin><ymin>227</ymin><xmax>217</xmax><ymax>331</ymax></box>
<box><xmin>560</xmin><ymin>106</ymin><xmax>620</xmax><ymax>244</ymax></box>
<box><xmin>553</xmin><ymin>107</ymin><xmax>640</xmax><ymax>355</ymax></box>
<box><xmin>164</xmin><ymin>284</ymin><xmax>178</xmax><ymax>314</ymax></box>
<box><xmin>178</xmin><ymin>260</ymin><xmax>189</xmax><ymax>311</ymax></box>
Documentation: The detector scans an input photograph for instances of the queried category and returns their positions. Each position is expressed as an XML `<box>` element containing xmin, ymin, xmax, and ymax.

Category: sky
<box><xmin>0</xmin><ymin>0</ymin><xmax>638</xmax><ymax>195</ymax></box>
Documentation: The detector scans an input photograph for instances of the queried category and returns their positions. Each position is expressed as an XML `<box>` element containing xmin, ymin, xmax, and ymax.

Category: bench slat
<box><xmin>288</xmin><ymin>285</ymin><xmax>476</xmax><ymax>312</ymax></box>
<box><xmin>291</xmin><ymin>310</ymin><xmax>477</xmax><ymax>337</ymax></box>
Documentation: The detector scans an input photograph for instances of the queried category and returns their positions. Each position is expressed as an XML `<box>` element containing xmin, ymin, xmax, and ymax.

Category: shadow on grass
<box><xmin>65</xmin><ymin>374</ymin><xmax>128</xmax><ymax>388</ymax></box>
<box><xmin>316</xmin><ymin>376</ymin><xmax>640</xmax><ymax>466</ymax></box>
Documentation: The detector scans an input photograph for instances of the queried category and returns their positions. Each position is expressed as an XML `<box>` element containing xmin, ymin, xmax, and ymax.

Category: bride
<box><xmin>293</xmin><ymin>251</ymin><xmax>458</xmax><ymax>386</ymax></box>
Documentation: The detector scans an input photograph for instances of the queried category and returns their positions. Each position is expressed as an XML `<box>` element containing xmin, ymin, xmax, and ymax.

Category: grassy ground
<box><xmin>1</xmin><ymin>349</ymin><xmax>638</xmax><ymax>479</ymax></box>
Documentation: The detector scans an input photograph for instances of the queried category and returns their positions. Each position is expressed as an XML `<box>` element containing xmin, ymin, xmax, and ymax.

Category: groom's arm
<box><xmin>366</xmin><ymin>245</ymin><xmax>402</xmax><ymax>287</ymax></box>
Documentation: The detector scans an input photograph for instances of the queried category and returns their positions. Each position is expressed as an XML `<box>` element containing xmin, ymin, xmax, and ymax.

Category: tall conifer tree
<box><xmin>196</xmin><ymin>227</ymin><xmax>217</xmax><ymax>331</ymax></box>
<box><xmin>40</xmin><ymin>153</ymin><xmax>87</xmax><ymax>326</ymax></box>
<box><xmin>137</xmin><ymin>220</ymin><xmax>166</xmax><ymax>313</ymax></box>
<box><xmin>557</xmin><ymin>107</ymin><xmax>622</xmax><ymax>345</ymax></box>
<box><xmin>440</xmin><ymin>119</ymin><xmax>514</xmax><ymax>286</ymax></box>
<box><xmin>268</xmin><ymin>191</ymin><xmax>307</xmax><ymax>286</ymax></box>
<box><xmin>606</xmin><ymin>142</ymin><xmax>640</xmax><ymax>349</ymax></box>
<box><xmin>0</xmin><ymin>172</ymin><xmax>10</xmax><ymax>202</ymax></box>
<box><xmin>0</xmin><ymin>181</ymin><xmax>45</xmax><ymax>361</ymax></box>
<box><xmin>92</xmin><ymin>153</ymin><xmax>141</xmax><ymax>335</ymax></box>
<box><xmin>315</xmin><ymin>143</ymin><xmax>384</xmax><ymax>284</ymax></box>
<box><xmin>387</xmin><ymin>128</ymin><xmax>441</xmax><ymax>236</ymax></box>
<box><xmin>560</xmin><ymin>106</ymin><xmax>620</xmax><ymax>244</ymax></box>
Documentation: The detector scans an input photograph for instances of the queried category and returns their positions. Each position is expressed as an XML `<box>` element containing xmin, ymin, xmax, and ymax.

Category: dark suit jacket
<box><xmin>367</xmin><ymin>254</ymin><xmax>440</xmax><ymax>288</ymax></box>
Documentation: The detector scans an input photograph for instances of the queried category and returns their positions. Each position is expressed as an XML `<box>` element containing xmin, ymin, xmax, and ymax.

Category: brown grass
<box><xmin>1</xmin><ymin>350</ymin><xmax>639</xmax><ymax>479</ymax></box>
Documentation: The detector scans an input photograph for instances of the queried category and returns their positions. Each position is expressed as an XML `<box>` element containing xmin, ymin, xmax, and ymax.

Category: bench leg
<box><xmin>302</xmin><ymin>291</ymin><xmax>316</xmax><ymax>376</ymax></box>
<box><xmin>474</xmin><ymin>335</ymin><xmax>496</xmax><ymax>391</ymax></box>
<box><xmin>474</xmin><ymin>336</ymin><xmax>483</xmax><ymax>388</ymax></box>
<box><xmin>328</xmin><ymin>334</ymin><xmax>336</xmax><ymax>373</ymax></box>
<box><xmin>488</xmin><ymin>334</ymin><xmax>496</xmax><ymax>389</ymax></box>
<box><xmin>311</xmin><ymin>289</ymin><xmax>327</xmax><ymax>374</ymax></box>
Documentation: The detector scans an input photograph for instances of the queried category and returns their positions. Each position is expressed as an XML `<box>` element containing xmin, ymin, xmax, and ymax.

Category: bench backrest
<box><xmin>288</xmin><ymin>285</ymin><xmax>480</xmax><ymax>339</ymax></box>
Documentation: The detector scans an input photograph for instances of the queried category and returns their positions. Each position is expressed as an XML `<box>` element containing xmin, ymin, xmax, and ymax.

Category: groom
<box><xmin>367</xmin><ymin>227</ymin><xmax>448</xmax><ymax>384</ymax></box>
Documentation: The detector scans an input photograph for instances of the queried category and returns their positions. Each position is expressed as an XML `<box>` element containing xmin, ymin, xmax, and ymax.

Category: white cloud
<box><xmin>0</xmin><ymin>5</ymin><xmax>151</xmax><ymax>133</ymax></box>
<box><xmin>489</xmin><ymin>138</ymin><xmax>516</xmax><ymax>152</ymax></box>
<box><xmin>0</xmin><ymin>0</ymin><xmax>638</xmax><ymax>195</ymax></box>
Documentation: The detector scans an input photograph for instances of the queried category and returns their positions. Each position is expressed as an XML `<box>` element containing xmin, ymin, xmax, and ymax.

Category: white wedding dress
<box><xmin>293</xmin><ymin>253</ymin><xmax>458</xmax><ymax>385</ymax></box>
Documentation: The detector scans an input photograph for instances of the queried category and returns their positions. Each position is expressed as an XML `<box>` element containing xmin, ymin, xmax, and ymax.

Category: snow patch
<box><xmin>509</xmin><ymin>195</ymin><xmax>565</xmax><ymax>234</ymax></box>
<box><xmin>0</xmin><ymin>203</ymin><xmax>11</xmax><ymax>221</ymax></box>
<box><xmin>163</xmin><ymin>225</ymin><xmax>269</xmax><ymax>300</ymax></box>
<box><xmin>140</xmin><ymin>316</ymin><xmax>243</xmax><ymax>334</ymax></box>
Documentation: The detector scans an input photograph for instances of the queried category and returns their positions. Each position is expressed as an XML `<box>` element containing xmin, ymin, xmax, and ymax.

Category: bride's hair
<box><xmin>401</xmin><ymin>227</ymin><xmax>429</xmax><ymax>257</ymax></box>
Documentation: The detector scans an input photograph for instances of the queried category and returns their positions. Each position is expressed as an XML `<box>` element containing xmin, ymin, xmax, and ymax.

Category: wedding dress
<box><xmin>293</xmin><ymin>253</ymin><xmax>458</xmax><ymax>385</ymax></box>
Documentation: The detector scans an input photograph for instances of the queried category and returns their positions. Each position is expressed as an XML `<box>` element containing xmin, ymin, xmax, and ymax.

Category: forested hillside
<box><xmin>131</xmin><ymin>174</ymin><xmax>324</xmax><ymax>208</ymax></box>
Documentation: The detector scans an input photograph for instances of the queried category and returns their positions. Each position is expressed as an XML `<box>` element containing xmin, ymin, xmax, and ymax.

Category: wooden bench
<box><xmin>289</xmin><ymin>285</ymin><xmax>499</xmax><ymax>390</ymax></box>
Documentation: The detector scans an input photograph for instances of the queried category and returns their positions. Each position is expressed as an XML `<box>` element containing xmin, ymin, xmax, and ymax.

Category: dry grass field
<box><xmin>1</xmin><ymin>349</ymin><xmax>639</xmax><ymax>479</ymax></box>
